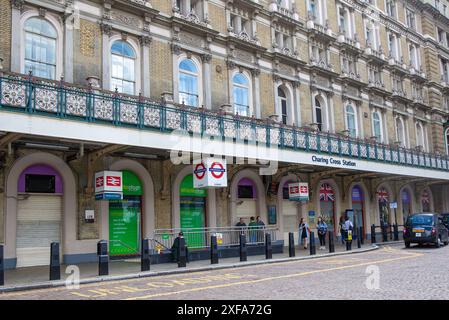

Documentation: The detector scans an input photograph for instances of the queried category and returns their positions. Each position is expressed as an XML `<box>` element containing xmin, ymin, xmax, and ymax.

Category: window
<box><xmin>111</xmin><ymin>40</ymin><xmax>136</xmax><ymax>95</ymax></box>
<box><xmin>386</xmin><ymin>0</ymin><xmax>396</xmax><ymax>18</ymax></box>
<box><xmin>406</xmin><ymin>8</ymin><xmax>416</xmax><ymax>30</ymax></box>
<box><xmin>388</xmin><ymin>32</ymin><xmax>400</xmax><ymax>61</ymax></box>
<box><xmin>396</xmin><ymin>117</ymin><xmax>406</xmax><ymax>147</ymax></box>
<box><xmin>437</xmin><ymin>27</ymin><xmax>445</xmax><ymax>45</ymax></box>
<box><xmin>238</xmin><ymin>185</ymin><xmax>254</xmax><ymax>198</ymax></box>
<box><xmin>230</xmin><ymin>13</ymin><xmax>252</xmax><ymax>36</ymax></box>
<box><xmin>342</xmin><ymin>53</ymin><xmax>356</xmax><ymax>74</ymax></box>
<box><xmin>415</xmin><ymin>122</ymin><xmax>425</xmax><ymax>150</ymax></box>
<box><xmin>24</xmin><ymin>17</ymin><xmax>57</xmax><ymax>80</ymax></box>
<box><xmin>233</xmin><ymin>73</ymin><xmax>250</xmax><ymax>116</ymax></box>
<box><xmin>308</xmin><ymin>0</ymin><xmax>324</xmax><ymax>25</ymax></box>
<box><xmin>445</xmin><ymin>128</ymin><xmax>449</xmax><ymax>155</ymax></box>
<box><xmin>338</xmin><ymin>7</ymin><xmax>348</xmax><ymax>36</ymax></box>
<box><xmin>409</xmin><ymin>44</ymin><xmax>419</xmax><ymax>69</ymax></box>
<box><xmin>314</xmin><ymin>97</ymin><xmax>323</xmax><ymax>131</ymax></box>
<box><xmin>345</xmin><ymin>105</ymin><xmax>357</xmax><ymax>137</ymax></box>
<box><xmin>372</xmin><ymin>111</ymin><xmax>383</xmax><ymax>142</ymax></box>
<box><xmin>278</xmin><ymin>87</ymin><xmax>288</xmax><ymax>125</ymax></box>
<box><xmin>176</xmin><ymin>0</ymin><xmax>203</xmax><ymax>18</ymax></box>
<box><xmin>368</xmin><ymin>64</ymin><xmax>382</xmax><ymax>84</ymax></box>
<box><xmin>364</xmin><ymin>20</ymin><xmax>378</xmax><ymax>49</ymax></box>
<box><xmin>179</xmin><ymin>59</ymin><xmax>199</xmax><ymax>107</ymax></box>
<box><xmin>441</xmin><ymin>58</ymin><xmax>449</xmax><ymax>82</ymax></box>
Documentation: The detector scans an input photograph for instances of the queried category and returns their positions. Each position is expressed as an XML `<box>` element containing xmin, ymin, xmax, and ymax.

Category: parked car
<box><xmin>403</xmin><ymin>213</ymin><xmax>449</xmax><ymax>248</ymax></box>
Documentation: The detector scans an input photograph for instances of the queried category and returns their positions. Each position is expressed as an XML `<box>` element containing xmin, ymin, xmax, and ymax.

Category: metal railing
<box><xmin>0</xmin><ymin>72</ymin><xmax>448</xmax><ymax>172</ymax></box>
<box><xmin>153</xmin><ymin>226</ymin><xmax>279</xmax><ymax>250</ymax></box>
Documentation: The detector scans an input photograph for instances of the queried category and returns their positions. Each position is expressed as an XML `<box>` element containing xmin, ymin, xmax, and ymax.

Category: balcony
<box><xmin>306</xmin><ymin>14</ymin><xmax>335</xmax><ymax>42</ymax></box>
<box><xmin>227</xmin><ymin>28</ymin><xmax>261</xmax><ymax>47</ymax></box>
<box><xmin>268</xmin><ymin>3</ymin><xmax>302</xmax><ymax>25</ymax></box>
<box><xmin>367</xmin><ymin>79</ymin><xmax>389</xmax><ymax>96</ymax></box>
<box><xmin>337</xmin><ymin>33</ymin><xmax>363</xmax><ymax>55</ymax></box>
<box><xmin>309</xmin><ymin>58</ymin><xmax>338</xmax><ymax>77</ymax></box>
<box><xmin>0</xmin><ymin>73</ymin><xmax>448</xmax><ymax>175</ymax></box>
<box><xmin>340</xmin><ymin>69</ymin><xmax>366</xmax><ymax>88</ymax></box>
<box><xmin>409</xmin><ymin>66</ymin><xmax>427</xmax><ymax>83</ymax></box>
<box><xmin>411</xmin><ymin>95</ymin><xmax>429</xmax><ymax>109</ymax></box>
<box><xmin>363</xmin><ymin>44</ymin><xmax>387</xmax><ymax>66</ymax></box>
<box><xmin>441</xmin><ymin>73</ymin><xmax>449</xmax><ymax>93</ymax></box>
<box><xmin>387</xmin><ymin>56</ymin><xmax>409</xmax><ymax>77</ymax></box>
<box><xmin>391</xmin><ymin>88</ymin><xmax>411</xmax><ymax>104</ymax></box>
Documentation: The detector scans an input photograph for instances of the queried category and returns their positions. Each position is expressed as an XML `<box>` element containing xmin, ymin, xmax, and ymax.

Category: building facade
<box><xmin>1</xmin><ymin>0</ymin><xmax>449</xmax><ymax>268</ymax></box>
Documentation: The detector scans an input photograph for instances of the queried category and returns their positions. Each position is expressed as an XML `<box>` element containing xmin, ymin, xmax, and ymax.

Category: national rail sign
<box><xmin>288</xmin><ymin>182</ymin><xmax>309</xmax><ymax>201</ymax></box>
<box><xmin>193</xmin><ymin>158</ymin><xmax>227</xmax><ymax>188</ymax></box>
<box><xmin>95</xmin><ymin>170</ymin><xmax>123</xmax><ymax>200</ymax></box>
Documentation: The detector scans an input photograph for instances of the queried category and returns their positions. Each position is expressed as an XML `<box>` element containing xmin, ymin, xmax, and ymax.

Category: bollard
<box><xmin>393</xmin><ymin>223</ymin><xmax>399</xmax><ymax>241</ymax></box>
<box><xmin>0</xmin><ymin>244</ymin><xmax>4</xmax><ymax>286</ymax></box>
<box><xmin>141</xmin><ymin>238</ymin><xmax>150</xmax><ymax>272</ymax></box>
<box><xmin>382</xmin><ymin>224</ymin><xmax>388</xmax><ymax>242</ymax></box>
<box><xmin>239</xmin><ymin>234</ymin><xmax>247</xmax><ymax>262</ymax></box>
<box><xmin>288</xmin><ymin>232</ymin><xmax>295</xmax><ymax>257</ymax></box>
<box><xmin>346</xmin><ymin>230</ymin><xmax>353</xmax><ymax>251</ymax></box>
<box><xmin>328</xmin><ymin>230</ymin><xmax>335</xmax><ymax>253</ymax></box>
<box><xmin>359</xmin><ymin>226</ymin><xmax>364</xmax><ymax>245</ymax></box>
<box><xmin>178</xmin><ymin>237</ymin><xmax>187</xmax><ymax>268</ymax></box>
<box><xmin>371</xmin><ymin>224</ymin><xmax>376</xmax><ymax>244</ymax></box>
<box><xmin>309</xmin><ymin>232</ymin><xmax>316</xmax><ymax>255</ymax></box>
<box><xmin>356</xmin><ymin>228</ymin><xmax>362</xmax><ymax>249</ymax></box>
<box><xmin>389</xmin><ymin>224</ymin><xmax>393</xmax><ymax>240</ymax></box>
<box><xmin>265</xmin><ymin>233</ymin><xmax>272</xmax><ymax>259</ymax></box>
<box><xmin>97</xmin><ymin>240</ymin><xmax>109</xmax><ymax>276</ymax></box>
<box><xmin>210</xmin><ymin>235</ymin><xmax>219</xmax><ymax>264</ymax></box>
<box><xmin>49</xmin><ymin>242</ymin><xmax>60</xmax><ymax>281</ymax></box>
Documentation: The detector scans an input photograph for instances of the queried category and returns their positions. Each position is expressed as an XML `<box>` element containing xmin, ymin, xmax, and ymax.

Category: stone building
<box><xmin>0</xmin><ymin>0</ymin><xmax>449</xmax><ymax>268</ymax></box>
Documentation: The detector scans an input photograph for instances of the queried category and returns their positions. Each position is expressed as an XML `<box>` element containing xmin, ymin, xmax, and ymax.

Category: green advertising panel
<box><xmin>109</xmin><ymin>171</ymin><xmax>142</xmax><ymax>256</ymax></box>
<box><xmin>180</xmin><ymin>174</ymin><xmax>207</xmax><ymax>197</ymax></box>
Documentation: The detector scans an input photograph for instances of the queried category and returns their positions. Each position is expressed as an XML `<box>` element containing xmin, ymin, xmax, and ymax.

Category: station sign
<box><xmin>95</xmin><ymin>171</ymin><xmax>123</xmax><ymax>200</ymax></box>
<box><xmin>288</xmin><ymin>182</ymin><xmax>309</xmax><ymax>201</ymax></box>
<box><xmin>193</xmin><ymin>158</ymin><xmax>227</xmax><ymax>188</ymax></box>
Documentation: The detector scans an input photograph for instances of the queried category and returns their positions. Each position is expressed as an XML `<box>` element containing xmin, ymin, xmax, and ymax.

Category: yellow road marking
<box><xmin>124</xmin><ymin>252</ymin><xmax>423</xmax><ymax>300</ymax></box>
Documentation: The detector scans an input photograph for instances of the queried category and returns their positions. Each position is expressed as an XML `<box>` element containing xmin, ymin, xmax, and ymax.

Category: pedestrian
<box><xmin>235</xmin><ymin>218</ymin><xmax>247</xmax><ymax>243</ymax></box>
<box><xmin>298</xmin><ymin>217</ymin><xmax>310</xmax><ymax>249</ymax></box>
<box><xmin>248</xmin><ymin>216</ymin><xmax>258</xmax><ymax>243</ymax></box>
<box><xmin>339</xmin><ymin>216</ymin><xmax>346</xmax><ymax>245</ymax></box>
<box><xmin>171</xmin><ymin>232</ymin><xmax>189</xmax><ymax>263</ymax></box>
<box><xmin>317</xmin><ymin>216</ymin><xmax>328</xmax><ymax>250</ymax></box>
<box><xmin>344</xmin><ymin>215</ymin><xmax>354</xmax><ymax>242</ymax></box>
<box><xmin>256</xmin><ymin>216</ymin><xmax>265</xmax><ymax>242</ymax></box>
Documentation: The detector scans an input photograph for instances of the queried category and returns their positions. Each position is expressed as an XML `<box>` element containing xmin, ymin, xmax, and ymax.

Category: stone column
<box><xmin>100</xmin><ymin>23</ymin><xmax>112</xmax><ymax>91</ymax></box>
<box><xmin>139</xmin><ymin>36</ymin><xmax>152</xmax><ymax>97</ymax></box>
<box><xmin>251</xmin><ymin>68</ymin><xmax>261</xmax><ymax>118</ymax></box>
<box><xmin>10</xmin><ymin>0</ymin><xmax>24</xmax><ymax>73</ymax></box>
<box><xmin>63</xmin><ymin>6</ymin><xmax>74</xmax><ymax>83</ymax></box>
<box><xmin>201</xmin><ymin>53</ymin><xmax>212</xmax><ymax>109</ymax></box>
<box><xmin>293</xmin><ymin>81</ymin><xmax>301</xmax><ymax>126</ymax></box>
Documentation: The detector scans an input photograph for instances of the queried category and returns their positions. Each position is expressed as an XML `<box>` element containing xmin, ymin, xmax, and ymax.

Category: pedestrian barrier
<box><xmin>239</xmin><ymin>234</ymin><xmax>247</xmax><ymax>262</ymax></box>
<box><xmin>265</xmin><ymin>233</ymin><xmax>272</xmax><ymax>260</ymax></box>
<box><xmin>309</xmin><ymin>232</ymin><xmax>316</xmax><ymax>255</ymax></box>
<box><xmin>178</xmin><ymin>237</ymin><xmax>187</xmax><ymax>268</ymax></box>
<box><xmin>141</xmin><ymin>238</ymin><xmax>150</xmax><ymax>272</ymax></box>
<box><xmin>97</xmin><ymin>240</ymin><xmax>109</xmax><ymax>276</ymax></box>
<box><xmin>49</xmin><ymin>242</ymin><xmax>60</xmax><ymax>281</ymax></box>
<box><xmin>0</xmin><ymin>244</ymin><xmax>4</xmax><ymax>286</ymax></box>
<box><xmin>328</xmin><ymin>231</ymin><xmax>335</xmax><ymax>253</ymax></box>
<box><xmin>210</xmin><ymin>235</ymin><xmax>219</xmax><ymax>265</ymax></box>
<box><xmin>288</xmin><ymin>232</ymin><xmax>295</xmax><ymax>257</ymax></box>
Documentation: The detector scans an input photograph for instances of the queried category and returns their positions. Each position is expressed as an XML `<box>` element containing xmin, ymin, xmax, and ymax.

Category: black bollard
<box><xmin>288</xmin><ymin>232</ymin><xmax>295</xmax><ymax>257</ymax></box>
<box><xmin>239</xmin><ymin>234</ymin><xmax>247</xmax><ymax>262</ymax></box>
<box><xmin>371</xmin><ymin>224</ymin><xmax>376</xmax><ymax>243</ymax></box>
<box><xmin>141</xmin><ymin>238</ymin><xmax>150</xmax><ymax>272</ymax></box>
<box><xmin>49</xmin><ymin>242</ymin><xmax>60</xmax><ymax>281</ymax></box>
<box><xmin>389</xmin><ymin>224</ymin><xmax>393</xmax><ymax>240</ymax></box>
<box><xmin>328</xmin><ymin>230</ymin><xmax>335</xmax><ymax>253</ymax></box>
<box><xmin>356</xmin><ymin>228</ymin><xmax>362</xmax><ymax>249</ymax></box>
<box><xmin>359</xmin><ymin>226</ymin><xmax>364</xmax><ymax>245</ymax></box>
<box><xmin>265</xmin><ymin>233</ymin><xmax>272</xmax><ymax>259</ymax></box>
<box><xmin>210</xmin><ymin>235</ymin><xmax>219</xmax><ymax>264</ymax></box>
<box><xmin>0</xmin><ymin>244</ymin><xmax>4</xmax><ymax>286</ymax></box>
<box><xmin>382</xmin><ymin>224</ymin><xmax>388</xmax><ymax>242</ymax></box>
<box><xmin>97</xmin><ymin>240</ymin><xmax>109</xmax><ymax>276</ymax></box>
<box><xmin>393</xmin><ymin>223</ymin><xmax>399</xmax><ymax>241</ymax></box>
<box><xmin>309</xmin><ymin>232</ymin><xmax>316</xmax><ymax>255</ymax></box>
<box><xmin>178</xmin><ymin>237</ymin><xmax>187</xmax><ymax>268</ymax></box>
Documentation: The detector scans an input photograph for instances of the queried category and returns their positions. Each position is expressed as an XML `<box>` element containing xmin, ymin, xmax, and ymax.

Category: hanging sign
<box><xmin>193</xmin><ymin>158</ymin><xmax>227</xmax><ymax>188</ymax></box>
<box><xmin>95</xmin><ymin>171</ymin><xmax>123</xmax><ymax>200</ymax></box>
<box><xmin>288</xmin><ymin>182</ymin><xmax>309</xmax><ymax>201</ymax></box>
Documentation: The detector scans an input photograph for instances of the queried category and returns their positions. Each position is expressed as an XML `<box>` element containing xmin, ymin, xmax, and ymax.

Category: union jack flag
<box><xmin>320</xmin><ymin>183</ymin><xmax>334</xmax><ymax>202</ymax></box>
<box><xmin>377</xmin><ymin>187</ymin><xmax>389</xmax><ymax>203</ymax></box>
<box><xmin>421</xmin><ymin>190</ymin><xmax>430</xmax><ymax>204</ymax></box>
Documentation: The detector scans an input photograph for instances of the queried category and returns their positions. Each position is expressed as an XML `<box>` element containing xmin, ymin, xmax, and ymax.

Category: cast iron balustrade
<box><xmin>0</xmin><ymin>72</ymin><xmax>448</xmax><ymax>172</ymax></box>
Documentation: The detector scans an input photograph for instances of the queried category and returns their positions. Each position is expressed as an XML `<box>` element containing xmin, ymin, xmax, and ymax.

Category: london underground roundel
<box><xmin>209</xmin><ymin>162</ymin><xmax>225</xmax><ymax>179</ymax></box>
<box><xmin>194</xmin><ymin>163</ymin><xmax>207</xmax><ymax>180</ymax></box>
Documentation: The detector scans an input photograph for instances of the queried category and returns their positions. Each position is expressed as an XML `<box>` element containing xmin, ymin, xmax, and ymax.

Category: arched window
<box><xmin>111</xmin><ymin>40</ymin><xmax>136</xmax><ymax>95</ymax></box>
<box><xmin>179</xmin><ymin>59</ymin><xmax>200</xmax><ymax>107</ymax></box>
<box><xmin>445</xmin><ymin>128</ymin><xmax>449</xmax><ymax>155</ymax></box>
<box><xmin>314</xmin><ymin>96</ymin><xmax>323</xmax><ymax>131</ymax></box>
<box><xmin>233</xmin><ymin>73</ymin><xmax>250</xmax><ymax>116</ymax></box>
<box><xmin>396</xmin><ymin>117</ymin><xmax>406</xmax><ymax>147</ymax></box>
<box><xmin>24</xmin><ymin>17</ymin><xmax>57</xmax><ymax>80</ymax></box>
<box><xmin>372</xmin><ymin>111</ymin><xmax>382</xmax><ymax>142</ymax></box>
<box><xmin>345</xmin><ymin>104</ymin><xmax>357</xmax><ymax>137</ymax></box>
<box><xmin>415</xmin><ymin>122</ymin><xmax>425</xmax><ymax>150</ymax></box>
<box><xmin>278</xmin><ymin>87</ymin><xmax>288</xmax><ymax>125</ymax></box>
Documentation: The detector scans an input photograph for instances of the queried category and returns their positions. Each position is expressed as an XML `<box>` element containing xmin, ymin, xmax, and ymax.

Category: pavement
<box><xmin>3</xmin><ymin>241</ymin><xmax>447</xmax><ymax>300</ymax></box>
<box><xmin>0</xmin><ymin>241</ymin><xmax>376</xmax><ymax>293</ymax></box>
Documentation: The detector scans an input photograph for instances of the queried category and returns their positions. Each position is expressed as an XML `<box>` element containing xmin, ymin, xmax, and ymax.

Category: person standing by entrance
<box><xmin>317</xmin><ymin>216</ymin><xmax>328</xmax><ymax>250</ymax></box>
<box><xmin>235</xmin><ymin>218</ymin><xmax>247</xmax><ymax>243</ymax></box>
<box><xmin>256</xmin><ymin>216</ymin><xmax>265</xmax><ymax>242</ymax></box>
<box><xmin>299</xmin><ymin>218</ymin><xmax>310</xmax><ymax>249</ymax></box>
<box><xmin>339</xmin><ymin>216</ymin><xmax>346</xmax><ymax>245</ymax></box>
<box><xmin>248</xmin><ymin>216</ymin><xmax>258</xmax><ymax>243</ymax></box>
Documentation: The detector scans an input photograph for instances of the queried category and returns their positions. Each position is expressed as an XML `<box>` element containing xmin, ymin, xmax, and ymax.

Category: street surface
<box><xmin>1</xmin><ymin>243</ymin><xmax>447</xmax><ymax>300</ymax></box>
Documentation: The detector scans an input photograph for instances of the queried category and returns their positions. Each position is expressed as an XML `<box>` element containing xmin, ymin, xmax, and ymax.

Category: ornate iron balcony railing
<box><xmin>0</xmin><ymin>72</ymin><xmax>448</xmax><ymax>172</ymax></box>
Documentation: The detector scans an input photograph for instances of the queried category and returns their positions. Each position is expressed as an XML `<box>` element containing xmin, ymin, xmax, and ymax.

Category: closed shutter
<box><xmin>282</xmin><ymin>200</ymin><xmax>298</xmax><ymax>244</ymax></box>
<box><xmin>236</xmin><ymin>199</ymin><xmax>256</xmax><ymax>221</ymax></box>
<box><xmin>16</xmin><ymin>195</ymin><xmax>62</xmax><ymax>267</ymax></box>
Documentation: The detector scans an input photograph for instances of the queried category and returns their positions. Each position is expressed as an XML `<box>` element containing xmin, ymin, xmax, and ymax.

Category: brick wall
<box><xmin>0</xmin><ymin>0</ymin><xmax>11</xmax><ymax>72</ymax></box>
<box><xmin>150</xmin><ymin>40</ymin><xmax>173</xmax><ymax>101</ymax></box>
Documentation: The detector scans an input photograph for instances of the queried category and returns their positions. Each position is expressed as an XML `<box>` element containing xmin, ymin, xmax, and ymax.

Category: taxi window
<box><xmin>408</xmin><ymin>215</ymin><xmax>434</xmax><ymax>225</ymax></box>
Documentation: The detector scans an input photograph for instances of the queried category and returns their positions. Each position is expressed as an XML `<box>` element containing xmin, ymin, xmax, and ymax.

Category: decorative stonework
<box><xmin>99</xmin><ymin>22</ymin><xmax>112</xmax><ymax>36</ymax></box>
<box><xmin>180</xmin><ymin>32</ymin><xmax>203</xmax><ymax>47</ymax></box>
<box><xmin>138</xmin><ymin>35</ymin><xmax>152</xmax><ymax>47</ymax></box>
<box><xmin>10</xmin><ymin>0</ymin><xmax>25</xmax><ymax>11</ymax></box>
<box><xmin>80</xmin><ymin>20</ymin><xmax>99</xmax><ymax>58</ymax></box>
<box><xmin>111</xmin><ymin>10</ymin><xmax>142</xmax><ymax>29</ymax></box>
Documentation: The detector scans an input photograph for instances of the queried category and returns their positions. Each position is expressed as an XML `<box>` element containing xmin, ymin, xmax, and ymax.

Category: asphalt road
<box><xmin>1</xmin><ymin>243</ymin><xmax>448</xmax><ymax>300</ymax></box>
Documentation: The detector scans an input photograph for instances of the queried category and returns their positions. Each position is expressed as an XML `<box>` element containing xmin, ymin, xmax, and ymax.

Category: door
<box><xmin>180</xmin><ymin>196</ymin><xmax>206</xmax><ymax>248</ymax></box>
<box><xmin>282</xmin><ymin>200</ymin><xmax>298</xmax><ymax>244</ymax></box>
<box><xmin>16</xmin><ymin>194</ymin><xmax>62</xmax><ymax>267</ymax></box>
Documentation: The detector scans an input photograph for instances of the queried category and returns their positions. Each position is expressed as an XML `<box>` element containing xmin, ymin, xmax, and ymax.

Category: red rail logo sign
<box><xmin>209</xmin><ymin>162</ymin><xmax>225</xmax><ymax>179</ymax></box>
<box><xmin>96</xmin><ymin>176</ymin><xmax>104</xmax><ymax>188</ymax></box>
<box><xmin>194</xmin><ymin>163</ymin><xmax>207</xmax><ymax>180</ymax></box>
<box><xmin>106</xmin><ymin>176</ymin><xmax>121</xmax><ymax>187</ymax></box>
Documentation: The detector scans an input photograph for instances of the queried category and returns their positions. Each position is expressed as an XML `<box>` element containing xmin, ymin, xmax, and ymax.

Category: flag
<box><xmin>320</xmin><ymin>183</ymin><xmax>334</xmax><ymax>202</ymax></box>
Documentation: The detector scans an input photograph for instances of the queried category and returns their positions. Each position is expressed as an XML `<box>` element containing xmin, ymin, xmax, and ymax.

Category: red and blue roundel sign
<box><xmin>209</xmin><ymin>162</ymin><xmax>225</xmax><ymax>179</ymax></box>
<box><xmin>194</xmin><ymin>163</ymin><xmax>207</xmax><ymax>180</ymax></box>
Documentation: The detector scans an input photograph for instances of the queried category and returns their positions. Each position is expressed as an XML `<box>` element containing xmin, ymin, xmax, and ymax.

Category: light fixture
<box><xmin>24</xmin><ymin>143</ymin><xmax>70</xmax><ymax>151</ymax></box>
<box><xmin>123</xmin><ymin>152</ymin><xmax>158</xmax><ymax>159</ymax></box>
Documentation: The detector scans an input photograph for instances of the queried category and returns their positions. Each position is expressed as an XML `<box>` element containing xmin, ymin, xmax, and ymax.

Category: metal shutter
<box><xmin>236</xmin><ymin>199</ymin><xmax>257</xmax><ymax>222</ymax></box>
<box><xmin>16</xmin><ymin>195</ymin><xmax>62</xmax><ymax>267</ymax></box>
<box><xmin>282</xmin><ymin>200</ymin><xmax>298</xmax><ymax>244</ymax></box>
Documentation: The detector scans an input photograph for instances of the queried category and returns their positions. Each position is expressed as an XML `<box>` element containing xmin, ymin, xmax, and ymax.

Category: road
<box><xmin>1</xmin><ymin>243</ymin><xmax>448</xmax><ymax>300</ymax></box>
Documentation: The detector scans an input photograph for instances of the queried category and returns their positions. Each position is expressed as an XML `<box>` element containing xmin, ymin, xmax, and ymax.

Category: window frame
<box><xmin>178</xmin><ymin>58</ymin><xmax>201</xmax><ymax>107</ymax></box>
<box><xmin>231</xmin><ymin>71</ymin><xmax>252</xmax><ymax>117</ymax></box>
<box><xmin>110</xmin><ymin>40</ymin><xmax>138</xmax><ymax>95</ymax></box>
<box><xmin>345</xmin><ymin>104</ymin><xmax>358</xmax><ymax>138</ymax></box>
<box><xmin>372</xmin><ymin>111</ymin><xmax>383</xmax><ymax>142</ymax></box>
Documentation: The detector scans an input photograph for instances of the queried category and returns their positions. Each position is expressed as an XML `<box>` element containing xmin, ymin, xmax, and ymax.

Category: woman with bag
<box><xmin>298</xmin><ymin>218</ymin><xmax>310</xmax><ymax>249</ymax></box>
<box><xmin>317</xmin><ymin>216</ymin><xmax>328</xmax><ymax>250</ymax></box>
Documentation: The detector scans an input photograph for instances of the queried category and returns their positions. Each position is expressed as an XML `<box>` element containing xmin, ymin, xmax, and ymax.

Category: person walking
<box><xmin>339</xmin><ymin>216</ymin><xmax>346</xmax><ymax>245</ymax></box>
<box><xmin>248</xmin><ymin>216</ymin><xmax>258</xmax><ymax>243</ymax></box>
<box><xmin>344</xmin><ymin>215</ymin><xmax>354</xmax><ymax>245</ymax></box>
<box><xmin>235</xmin><ymin>218</ymin><xmax>247</xmax><ymax>243</ymax></box>
<box><xmin>298</xmin><ymin>218</ymin><xmax>310</xmax><ymax>249</ymax></box>
<box><xmin>171</xmin><ymin>232</ymin><xmax>189</xmax><ymax>263</ymax></box>
<box><xmin>316</xmin><ymin>217</ymin><xmax>328</xmax><ymax>250</ymax></box>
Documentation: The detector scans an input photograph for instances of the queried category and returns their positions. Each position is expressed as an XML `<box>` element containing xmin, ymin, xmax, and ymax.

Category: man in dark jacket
<box><xmin>171</xmin><ymin>232</ymin><xmax>189</xmax><ymax>262</ymax></box>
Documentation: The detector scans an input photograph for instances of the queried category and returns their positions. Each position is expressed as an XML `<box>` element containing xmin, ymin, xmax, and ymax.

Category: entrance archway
<box><xmin>318</xmin><ymin>182</ymin><xmax>336</xmax><ymax>232</ymax></box>
<box><xmin>351</xmin><ymin>185</ymin><xmax>365</xmax><ymax>237</ymax></box>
